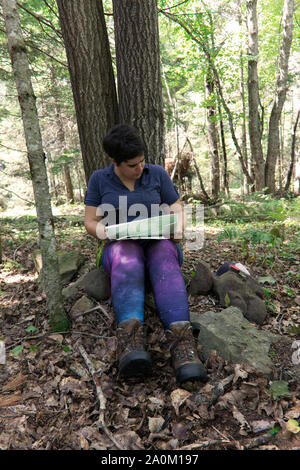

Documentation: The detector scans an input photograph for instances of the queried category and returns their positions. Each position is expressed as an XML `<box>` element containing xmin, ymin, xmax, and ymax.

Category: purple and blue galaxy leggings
<box><xmin>101</xmin><ymin>239</ymin><xmax>189</xmax><ymax>329</ymax></box>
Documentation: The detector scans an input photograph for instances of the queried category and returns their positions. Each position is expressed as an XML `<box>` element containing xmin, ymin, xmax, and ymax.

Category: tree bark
<box><xmin>247</xmin><ymin>0</ymin><xmax>265</xmax><ymax>190</ymax></box>
<box><xmin>284</xmin><ymin>109</ymin><xmax>300</xmax><ymax>191</ymax></box>
<box><xmin>56</xmin><ymin>0</ymin><xmax>118</xmax><ymax>182</ymax></box>
<box><xmin>50</xmin><ymin>67</ymin><xmax>74</xmax><ymax>203</ymax></box>
<box><xmin>205</xmin><ymin>74</ymin><xmax>220</xmax><ymax>198</ymax></box>
<box><xmin>2</xmin><ymin>0</ymin><xmax>69</xmax><ymax>332</ymax></box>
<box><xmin>112</xmin><ymin>0</ymin><xmax>165</xmax><ymax>165</ymax></box>
<box><xmin>265</xmin><ymin>0</ymin><xmax>294</xmax><ymax>193</ymax></box>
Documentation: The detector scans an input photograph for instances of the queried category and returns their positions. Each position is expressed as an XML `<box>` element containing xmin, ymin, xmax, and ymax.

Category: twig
<box><xmin>78</xmin><ymin>344</ymin><xmax>124</xmax><ymax>450</ymax></box>
<box><xmin>176</xmin><ymin>438</ymin><xmax>230</xmax><ymax>450</ymax></box>
<box><xmin>72</xmin><ymin>303</ymin><xmax>111</xmax><ymax>320</ymax></box>
<box><xmin>244</xmin><ymin>433</ymin><xmax>274</xmax><ymax>449</ymax></box>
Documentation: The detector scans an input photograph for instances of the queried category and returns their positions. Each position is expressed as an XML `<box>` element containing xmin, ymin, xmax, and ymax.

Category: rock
<box><xmin>189</xmin><ymin>261</ymin><xmax>214</xmax><ymax>295</ymax></box>
<box><xmin>213</xmin><ymin>271</ymin><xmax>267</xmax><ymax>325</ymax></box>
<box><xmin>70</xmin><ymin>296</ymin><xmax>94</xmax><ymax>317</ymax></box>
<box><xmin>188</xmin><ymin>261</ymin><xmax>267</xmax><ymax>325</ymax></box>
<box><xmin>58</xmin><ymin>251</ymin><xmax>85</xmax><ymax>283</ymax></box>
<box><xmin>190</xmin><ymin>307</ymin><xmax>286</xmax><ymax>377</ymax></box>
<box><xmin>33</xmin><ymin>250</ymin><xmax>85</xmax><ymax>284</ymax></box>
<box><xmin>82</xmin><ymin>268</ymin><xmax>110</xmax><ymax>301</ymax></box>
<box><xmin>62</xmin><ymin>274</ymin><xmax>86</xmax><ymax>300</ymax></box>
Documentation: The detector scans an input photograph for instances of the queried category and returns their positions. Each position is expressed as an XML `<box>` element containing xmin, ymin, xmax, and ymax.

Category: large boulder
<box><xmin>190</xmin><ymin>307</ymin><xmax>289</xmax><ymax>377</ymax></box>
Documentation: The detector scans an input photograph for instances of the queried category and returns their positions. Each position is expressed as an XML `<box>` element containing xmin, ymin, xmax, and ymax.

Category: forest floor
<box><xmin>0</xmin><ymin>202</ymin><xmax>299</xmax><ymax>451</ymax></box>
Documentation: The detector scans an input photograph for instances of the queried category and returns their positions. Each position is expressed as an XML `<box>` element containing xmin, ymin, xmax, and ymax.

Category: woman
<box><xmin>84</xmin><ymin>124</ymin><xmax>207</xmax><ymax>386</ymax></box>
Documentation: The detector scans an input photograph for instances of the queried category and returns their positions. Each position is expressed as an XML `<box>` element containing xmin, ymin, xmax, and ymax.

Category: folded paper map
<box><xmin>105</xmin><ymin>213</ymin><xmax>178</xmax><ymax>240</ymax></box>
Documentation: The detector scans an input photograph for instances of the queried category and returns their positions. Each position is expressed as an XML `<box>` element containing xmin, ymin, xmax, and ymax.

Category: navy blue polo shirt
<box><xmin>84</xmin><ymin>163</ymin><xmax>179</xmax><ymax>225</ymax></box>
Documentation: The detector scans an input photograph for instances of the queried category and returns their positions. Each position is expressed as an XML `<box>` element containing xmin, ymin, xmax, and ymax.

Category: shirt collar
<box><xmin>105</xmin><ymin>162</ymin><xmax>149</xmax><ymax>177</ymax></box>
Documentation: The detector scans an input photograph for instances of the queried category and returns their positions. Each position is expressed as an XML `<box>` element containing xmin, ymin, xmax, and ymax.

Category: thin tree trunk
<box><xmin>217</xmin><ymin>101</ymin><xmax>229</xmax><ymax>196</ymax></box>
<box><xmin>161</xmin><ymin>9</ymin><xmax>253</xmax><ymax>187</ymax></box>
<box><xmin>247</xmin><ymin>0</ymin><xmax>265</xmax><ymax>191</ymax></box>
<box><xmin>112</xmin><ymin>0</ymin><xmax>165</xmax><ymax>165</ymax></box>
<box><xmin>50</xmin><ymin>67</ymin><xmax>74</xmax><ymax>203</ymax></box>
<box><xmin>56</xmin><ymin>0</ymin><xmax>118</xmax><ymax>182</ymax></box>
<box><xmin>279</xmin><ymin>117</ymin><xmax>284</xmax><ymax>190</ymax></box>
<box><xmin>237</xmin><ymin>0</ymin><xmax>249</xmax><ymax>194</ymax></box>
<box><xmin>205</xmin><ymin>74</ymin><xmax>220</xmax><ymax>199</ymax></box>
<box><xmin>265</xmin><ymin>0</ymin><xmax>294</xmax><ymax>193</ymax></box>
<box><xmin>2</xmin><ymin>0</ymin><xmax>69</xmax><ymax>332</ymax></box>
<box><xmin>186</xmin><ymin>137</ymin><xmax>210</xmax><ymax>202</ymax></box>
<box><xmin>284</xmin><ymin>109</ymin><xmax>300</xmax><ymax>191</ymax></box>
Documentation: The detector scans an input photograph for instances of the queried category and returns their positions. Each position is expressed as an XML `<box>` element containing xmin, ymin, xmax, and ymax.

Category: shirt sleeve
<box><xmin>84</xmin><ymin>171</ymin><xmax>102</xmax><ymax>207</ymax></box>
<box><xmin>158</xmin><ymin>166</ymin><xmax>180</xmax><ymax>205</ymax></box>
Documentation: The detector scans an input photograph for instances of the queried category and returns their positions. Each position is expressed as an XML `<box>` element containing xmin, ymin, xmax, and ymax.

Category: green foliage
<box><xmin>214</xmin><ymin>194</ymin><xmax>299</xmax><ymax>267</ymax></box>
<box><xmin>268</xmin><ymin>380</ymin><xmax>291</xmax><ymax>400</ymax></box>
<box><xmin>49</xmin><ymin>151</ymin><xmax>76</xmax><ymax>175</ymax></box>
<box><xmin>208</xmin><ymin>191</ymin><xmax>291</xmax><ymax>223</ymax></box>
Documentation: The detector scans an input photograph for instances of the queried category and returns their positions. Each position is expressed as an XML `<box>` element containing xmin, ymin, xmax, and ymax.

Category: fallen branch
<box><xmin>72</xmin><ymin>303</ymin><xmax>111</xmax><ymax>320</ymax></box>
<box><xmin>176</xmin><ymin>438</ymin><xmax>230</xmax><ymax>450</ymax></box>
<box><xmin>244</xmin><ymin>433</ymin><xmax>274</xmax><ymax>450</ymax></box>
<box><xmin>78</xmin><ymin>344</ymin><xmax>124</xmax><ymax>450</ymax></box>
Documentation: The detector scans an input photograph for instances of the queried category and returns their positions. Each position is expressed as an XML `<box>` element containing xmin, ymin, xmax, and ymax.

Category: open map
<box><xmin>105</xmin><ymin>213</ymin><xmax>178</xmax><ymax>240</ymax></box>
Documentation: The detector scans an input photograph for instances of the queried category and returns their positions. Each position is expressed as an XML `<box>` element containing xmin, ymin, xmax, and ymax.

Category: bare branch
<box><xmin>78</xmin><ymin>344</ymin><xmax>124</xmax><ymax>450</ymax></box>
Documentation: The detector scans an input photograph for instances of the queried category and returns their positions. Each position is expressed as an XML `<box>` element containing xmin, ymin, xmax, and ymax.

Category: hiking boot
<box><xmin>166</xmin><ymin>321</ymin><xmax>207</xmax><ymax>385</ymax></box>
<box><xmin>116</xmin><ymin>318</ymin><xmax>152</xmax><ymax>379</ymax></box>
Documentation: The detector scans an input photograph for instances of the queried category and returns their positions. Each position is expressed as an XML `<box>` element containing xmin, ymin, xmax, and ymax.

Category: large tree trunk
<box><xmin>205</xmin><ymin>74</ymin><xmax>220</xmax><ymax>199</ymax></box>
<box><xmin>56</xmin><ymin>0</ymin><xmax>118</xmax><ymax>182</ymax></box>
<box><xmin>112</xmin><ymin>0</ymin><xmax>165</xmax><ymax>165</ymax></box>
<box><xmin>2</xmin><ymin>0</ymin><xmax>69</xmax><ymax>332</ymax></box>
<box><xmin>247</xmin><ymin>0</ymin><xmax>265</xmax><ymax>191</ymax></box>
<box><xmin>265</xmin><ymin>0</ymin><xmax>294</xmax><ymax>193</ymax></box>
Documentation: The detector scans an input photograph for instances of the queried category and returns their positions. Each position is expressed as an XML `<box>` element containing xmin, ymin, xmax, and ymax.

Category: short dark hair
<box><xmin>103</xmin><ymin>124</ymin><xmax>145</xmax><ymax>165</ymax></box>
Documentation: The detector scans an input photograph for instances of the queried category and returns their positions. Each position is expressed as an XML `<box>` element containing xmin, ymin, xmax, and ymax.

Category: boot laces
<box><xmin>170</xmin><ymin>325</ymin><xmax>197</xmax><ymax>362</ymax></box>
<box><xmin>117</xmin><ymin>321</ymin><xmax>144</xmax><ymax>351</ymax></box>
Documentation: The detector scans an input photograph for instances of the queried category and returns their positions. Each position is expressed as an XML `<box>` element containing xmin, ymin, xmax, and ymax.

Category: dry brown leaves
<box><xmin>0</xmin><ymin>230</ymin><xmax>299</xmax><ymax>450</ymax></box>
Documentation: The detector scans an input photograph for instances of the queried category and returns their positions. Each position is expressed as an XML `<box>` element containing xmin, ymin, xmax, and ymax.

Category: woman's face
<box><xmin>112</xmin><ymin>154</ymin><xmax>145</xmax><ymax>181</ymax></box>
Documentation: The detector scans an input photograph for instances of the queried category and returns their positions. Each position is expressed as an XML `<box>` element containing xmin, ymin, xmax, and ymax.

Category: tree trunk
<box><xmin>50</xmin><ymin>67</ymin><xmax>74</xmax><ymax>203</ymax></box>
<box><xmin>205</xmin><ymin>74</ymin><xmax>220</xmax><ymax>199</ymax></box>
<box><xmin>284</xmin><ymin>109</ymin><xmax>300</xmax><ymax>191</ymax></box>
<box><xmin>265</xmin><ymin>0</ymin><xmax>294</xmax><ymax>193</ymax></box>
<box><xmin>112</xmin><ymin>0</ymin><xmax>165</xmax><ymax>166</ymax></box>
<box><xmin>56</xmin><ymin>0</ymin><xmax>118</xmax><ymax>182</ymax></box>
<box><xmin>237</xmin><ymin>0</ymin><xmax>250</xmax><ymax>194</ymax></box>
<box><xmin>247</xmin><ymin>0</ymin><xmax>265</xmax><ymax>191</ymax></box>
<box><xmin>186</xmin><ymin>137</ymin><xmax>210</xmax><ymax>202</ymax></box>
<box><xmin>217</xmin><ymin>101</ymin><xmax>229</xmax><ymax>196</ymax></box>
<box><xmin>2</xmin><ymin>0</ymin><xmax>69</xmax><ymax>332</ymax></box>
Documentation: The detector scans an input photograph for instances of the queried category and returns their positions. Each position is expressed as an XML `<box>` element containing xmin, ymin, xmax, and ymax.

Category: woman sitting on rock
<box><xmin>83</xmin><ymin>124</ymin><xmax>207</xmax><ymax>386</ymax></box>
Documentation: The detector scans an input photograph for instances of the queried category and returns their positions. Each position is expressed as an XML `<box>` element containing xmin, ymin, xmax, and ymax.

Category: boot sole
<box><xmin>119</xmin><ymin>350</ymin><xmax>152</xmax><ymax>379</ymax></box>
<box><xmin>176</xmin><ymin>363</ymin><xmax>207</xmax><ymax>384</ymax></box>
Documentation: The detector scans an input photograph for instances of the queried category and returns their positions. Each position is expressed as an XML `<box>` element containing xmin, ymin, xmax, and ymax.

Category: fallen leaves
<box><xmin>0</xmin><ymin>226</ymin><xmax>299</xmax><ymax>450</ymax></box>
<box><xmin>170</xmin><ymin>388</ymin><xmax>191</xmax><ymax>415</ymax></box>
